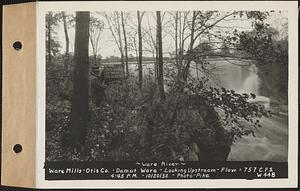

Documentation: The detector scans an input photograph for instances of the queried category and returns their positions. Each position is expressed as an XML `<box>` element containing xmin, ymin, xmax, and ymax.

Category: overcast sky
<box><xmin>49</xmin><ymin>11</ymin><xmax>288</xmax><ymax>58</ymax></box>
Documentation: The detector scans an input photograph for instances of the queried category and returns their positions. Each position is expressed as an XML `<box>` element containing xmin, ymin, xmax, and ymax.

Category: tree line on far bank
<box><xmin>46</xmin><ymin>11</ymin><xmax>288</xmax><ymax>160</ymax></box>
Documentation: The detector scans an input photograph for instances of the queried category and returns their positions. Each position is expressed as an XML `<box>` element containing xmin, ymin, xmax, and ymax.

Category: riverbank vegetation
<box><xmin>46</xmin><ymin>11</ymin><xmax>288</xmax><ymax>161</ymax></box>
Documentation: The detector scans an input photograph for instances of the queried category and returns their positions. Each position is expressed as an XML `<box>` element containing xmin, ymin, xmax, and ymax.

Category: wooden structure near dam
<box><xmin>91</xmin><ymin>63</ymin><xmax>124</xmax><ymax>82</ymax></box>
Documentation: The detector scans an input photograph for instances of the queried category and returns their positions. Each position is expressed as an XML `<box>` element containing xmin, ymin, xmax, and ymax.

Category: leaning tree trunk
<box><xmin>156</xmin><ymin>11</ymin><xmax>165</xmax><ymax>99</ymax></box>
<box><xmin>62</xmin><ymin>12</ymin><xmax>70</xmax><ymax>75</ymax></box>
<box><xmin>69</xmin><ymin>12</ymin><xmax>90</xmax><ymax>146</ymax></box>
<box><xmin>137</xmin><ymin>11</ymin><xmax>143</xmax><ymax>89</ymax></box>
<box><xmin>121</xmin><ymin>12</ymin><xmax>129</xmax><ymax>78</ymax></box>
<box><xmin>182</xmin><ymin>11</ymin><xmax>196</xmax><ymax>81</ymax></box>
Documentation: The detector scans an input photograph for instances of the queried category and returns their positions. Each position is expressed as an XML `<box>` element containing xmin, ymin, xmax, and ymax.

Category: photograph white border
<box><xmin>36</xmin><ymin>1</ymin><xmax>298</xmax><ymax>188</ymax></box>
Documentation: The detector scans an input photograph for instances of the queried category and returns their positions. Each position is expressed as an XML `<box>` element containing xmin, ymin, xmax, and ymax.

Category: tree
<box><xmin>45</xmin><ymin>12</ymin><xmax>61</xmax><ymax>65</ymax></box>
<box><xmin>46</xmin><ymin>12</ymin><xmax>53</xmax><ymax>65</ymax></box>
<box><xmin>127</xmin><ymin>29</ymin><xmax>139</xmax><ymax>62</ymax></box>
<box><xmin>103</xmin><ymin>12</ymin><xmax>125</xmax><ymax>77</ymax></box>
<box><xmin>116</xmin><ymin>12</ymin><xmax>125</xmax><ymax>77</ymax></box>
<box><xmin>166</xmin><ymin>11</ymin><xmax>237</xmax><ymax>82</ymax></box>
<box><xmin>220</xmin><ymin>42</ymin><xmax>230</xmax><ymax>55</ymax></box>
<box><xmin>182</xmin><ymin>11</ymin><xmax>197</xmax><ymax>80</ymax></box>
<box><xmin>163</xmin><ymin>11</ymin><xmax>190</xmax><ymax>81</ymax></box>
<box><xmin>174</xmin><ymin>11</ymin><xmax>179</xmax><ymax>65</ymax></box>
<box><xmin>236</xmin><ymin>23</ymin><xmax>288</xmax><ymax>103</ymax></box>
<box><xmin>168</xmin><ymin>11</ymin><xmax>270</xmax><ymax>83</ymax></box>
<box><xmin>60</xmin><ymin>11</ymin><xmax>74</xmax><ymax>93</ymax></box>
<box><xmin>143</xmin><ymin>13</ymin><xmax>158</xmax><ymax>81</ymax></box>
<box><xmin>88</xmin><ymin>16</ymin><xmax>104</xmax><ymax>98</ymax></box>
<box><xmin>177</xmin><ymin>11</ymin><xmax>190</xmax><ymax>72</ymax></box>
<box><xmin>62</xmin><ymin>12</ymin><xmax>70</xmax><ymax>72</ymax></box>
<box><xmin>137</xmin><ymin>11</ymin><xmax>144</xmax><ymax>88</ymax></box>
<box><xmin>89</xmin><ymin>16</ymin><xmax>105</xmax><ymax>65</ymax></box>
<box><xmin>156</xmin><ymin>11</ymin><xmax>165</xmax><ymax>99</ymax></box>
<box><xmin>69</xmin><ymin>12</ymin><xmax>90</xmax><ymax>146</ymax></box>
<box><xmin>121</xmin><ymin>12</ymin><xmax>129</xmax><ymax>77</ymax></box>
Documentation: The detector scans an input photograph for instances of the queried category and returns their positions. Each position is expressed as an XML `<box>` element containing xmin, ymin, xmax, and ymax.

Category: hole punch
<box><xmin>13</xmin><ymin>144</ymin><xmax>22</xmax><ymax>153</ymax></box>
<box><xmin>13</xmin><ymin>41</ymin><xmax>22</xmax><ymax>51</ymax></box>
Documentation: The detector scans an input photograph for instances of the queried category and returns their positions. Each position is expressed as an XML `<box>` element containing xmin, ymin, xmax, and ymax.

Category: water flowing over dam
<box><xmin>126</xmin><ymin>59</ymin><xmax>288</xmax><ymax>162</ymax></box>
<box><xmin>200</xmin><ymin>59</ymin><xmax>288</xmax><ymax>162</ymax></box>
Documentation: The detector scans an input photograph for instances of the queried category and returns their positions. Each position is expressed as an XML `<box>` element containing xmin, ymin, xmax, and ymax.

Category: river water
<box><xmin>126</xmin><ymin>59</ymin><xmax>288</xmax><ymax>162</ymax></box>
<box><xmin>192</xmin><ymin>59</ymin><xmax>288</xmax><ymax>162</ymax></box>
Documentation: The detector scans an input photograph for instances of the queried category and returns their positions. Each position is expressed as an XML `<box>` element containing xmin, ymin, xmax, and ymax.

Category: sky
<box><xmin>49</xmin><ymin>11</ymin><xmax>288</xmax><ymax>58</ymax></box>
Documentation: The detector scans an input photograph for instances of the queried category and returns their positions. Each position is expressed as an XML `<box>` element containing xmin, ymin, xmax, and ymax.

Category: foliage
<box><xmin>46</xmin><ymin>12</ymin><xmax>62</xmax><ymax>57</ymax></box>
<box><xmin>45</xmin><ymin>10</ymin><xmax>284</xmax><ymax>162</ymax></box>
<box><xmin>46</xmin><ymin>38</ymin><xmax>62</xmax><ymax>57</ymax></box>
<box><xmin>47</xmin><ymin>72</ymin><xmax>270</xmax><ymax>161</ymax></box>
<box><xmin>46</xmin><ymin>100</ymin><xmax>71</xmax><ymax>132</ymax></box>
<box><xmin>234</xmin><ymin>23</ymin><xmax>288</xmax><ymax>103</ymax></box>
<box><xmin>188</xmin><ymin>78</ymin><xmax>268</xmax><ymax>136</ymax></box>
<box><xmin>46</xmin><ymin>56</ymin><xmax>73</xmax><ymax>134</ymax></box>
<box><xmin>90</xmin><ymin>15</ymin><xmax>105</xmax><ymax>63</ymax></box>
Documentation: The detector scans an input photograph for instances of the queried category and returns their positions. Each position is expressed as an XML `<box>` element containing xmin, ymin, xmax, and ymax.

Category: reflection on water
<box><xmin>126</xmin><ymin>60</ymin><xmax>288</xmax><ymax>162</ymax></box>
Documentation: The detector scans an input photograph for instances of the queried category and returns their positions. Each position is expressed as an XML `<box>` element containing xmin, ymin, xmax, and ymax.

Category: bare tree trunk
<box><xmin>69</xmin><ymin>12</ymin><xmax>90</xmax><ymax>146</ymax></box>
<box><xmin>178</xmin><ymin>12</ymin><xmax>183</xmax><ymax>77</ymax></box>
<box><xmin>180</xmin><ymin>12</ymin><xmax>186</xmax><ymax>56</ymax></box>
<box><xmin>132</xmin><ymin>36</ymin><xmax>139</xmax><ymax>63</ymax></box>
<box><xmin>183</xmin><ymin>11</ymin><xmax>196</xmax><ymax>80</ymax></box>
<box><xmin>137</xmin><ymin>11</ymin><xmax>143</xmax><ymax>89</ymax></box>
<box><xmin>189</xmin><ymin>11</ymin><xmax>196</xmax><ymax>52</ymax></box>
<box><xmin>89</xmin><ymin>36</ymin><xmax>97</xmax><ymax>64</ymax></box>
<box><xmin>156</xmin><ymin>11</ymin><xmax>165</xmax><ymax>99</ymax></box>
<box><xmin>93</xmin><ymin>54</ymin><xmax>97</xmax><ymax>64</ymax></box>
<box><xmin>178</xmin><ymin>12</ymin><xmax>182</xmax><ymax>56</ymax></box>
<box><xmin>116</xmin><ymin>12</ymin><xmax>125</xmax><ymax>78</ymax></box>
<box><xmin>196</xmin><ymin>62</ymin><xmax>199</xmax><ymax>79</ymax></box>
<box><xmin>152</xmin><ymin>50</ymin><xmax>157</xmax><ymax>81</ymax></box>
<box><xmin>155</xmin><ymin>42</ymin><xmax>159</xmax><ymax>83</ymax></box>
<box><xmin>88</xmin><ymin>63</ymin><xmax>92</xmax><ymax>100</ymax></box>
<box><xmin>175</xmin><ymin>11</ymin><xmax>179</xmax><ymax>66</ymax></box>
<box><xmin>62</xmin><ymin>12</ymin><xmax>70</xmax><ymax>73</ymax></box>
<box><xmin>62</xmin><ymin>11</ymin><xmax>71</xmax><ymax>93</ymax></box>
<box><xmin>121</xmin><ymin>12</ymin><xmax>129</xmax><ymax>78</ymax></box>
<box><xmin>47</xmin><ymin>15</ymin><xmax>52</xmax><ymax>65</ymax></box>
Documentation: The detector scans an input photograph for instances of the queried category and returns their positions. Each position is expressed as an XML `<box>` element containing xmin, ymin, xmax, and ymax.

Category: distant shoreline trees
<box><xmin>46</xmin><ymin>10</ymin><xmax>287</xmax><ymax>150</ymax></box>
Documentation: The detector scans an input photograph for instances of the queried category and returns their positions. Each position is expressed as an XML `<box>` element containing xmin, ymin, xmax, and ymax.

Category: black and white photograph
<box><xmin>1</xmin><ymin>0</ymin><xmax>298</xmax><ymax>189</ymax></box>
<box><xmin>38</xmin><ymin>1</ymin><xmax>298</xmax><ymax>185</ymax></box>
<box><xmin>45</xmin><ymin>9</ymin><xmax>288</xmax><ymax>162</ymax></box>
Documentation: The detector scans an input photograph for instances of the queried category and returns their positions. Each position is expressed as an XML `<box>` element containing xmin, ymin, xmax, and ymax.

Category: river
<box><xmin>125</xmin><ymin>59</ymin><xmax>288</xmax><ymax>162</ymax></box>
<box><xmin>191</xmin><ymin>59</ymin><xmax>288</xmax><ymax>162</ymax></box>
